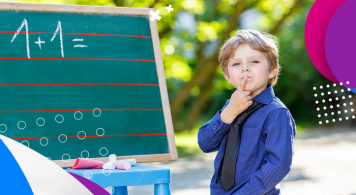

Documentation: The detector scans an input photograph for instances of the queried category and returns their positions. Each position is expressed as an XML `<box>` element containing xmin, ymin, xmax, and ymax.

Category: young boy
<box><xmin>198</xmin><ymin>29</ymin><xmax>296</xmax><ymax>195</ymax></box>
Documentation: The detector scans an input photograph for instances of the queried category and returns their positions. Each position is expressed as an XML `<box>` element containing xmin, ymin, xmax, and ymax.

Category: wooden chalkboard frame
<box><xmin>0</xmin><ymin>2</ymin><xmax>178</xmax><ymax>167</ymax></box>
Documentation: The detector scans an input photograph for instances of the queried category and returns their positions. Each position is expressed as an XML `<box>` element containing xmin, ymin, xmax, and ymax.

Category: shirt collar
<box><xmin>252</xmin><ymin>84</ymin><xmax>275</xmax><ymax>105</ymax></box>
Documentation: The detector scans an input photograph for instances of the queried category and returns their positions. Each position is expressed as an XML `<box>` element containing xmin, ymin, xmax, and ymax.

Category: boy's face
<box><xmin>223</xmin><ymin>44</ymin><xmax>277</xmax><ymax>98</ymax></box>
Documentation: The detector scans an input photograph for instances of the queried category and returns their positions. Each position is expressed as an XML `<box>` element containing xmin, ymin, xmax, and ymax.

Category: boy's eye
<box><xmin>252</xmin><ymin>60</ymin><xmax>259</xmax><ymax>63</ymax></box>
<box><xmin>232</xmin><ymin>62</ymin><xmax>240</xmax><ymax>66</ymax></box>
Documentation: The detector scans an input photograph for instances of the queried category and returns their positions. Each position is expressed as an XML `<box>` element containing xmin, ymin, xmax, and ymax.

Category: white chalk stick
<box><xmin>103</xmin><ymin>162</ymin><xmax>116</xmax><ymax>170</ymax></box>
<box><xmin>109</xmin><ymin>154</ymin><xmax>117</xmax><ymax>163</ymax></box>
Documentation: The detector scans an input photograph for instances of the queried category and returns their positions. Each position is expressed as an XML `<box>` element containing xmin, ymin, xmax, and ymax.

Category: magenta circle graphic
<box><xmin>304</xmin><ymin>0</ymin><xmax>347</xmax><ymax>83</ymax></box>
<box><xmin>325</xmin><ymin>0</ymin><xmax>356</xmax><ymax>89</ymax></box>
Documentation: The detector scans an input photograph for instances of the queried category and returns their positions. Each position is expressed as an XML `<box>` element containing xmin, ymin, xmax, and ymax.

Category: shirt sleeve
<box><xmin>197</xmin><ymin>100</ymin><xmax>232</xmax><ymax>153</ymax></box>
<box><xmin>233</xmin><ymin>108</ymin><xmax>296</xmax><ymax>195</ymax></box>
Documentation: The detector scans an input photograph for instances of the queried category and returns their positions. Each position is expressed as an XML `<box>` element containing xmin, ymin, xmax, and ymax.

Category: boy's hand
<box><xmin>230</xmin><ymin>76</ymin><xmax>253</xmax><ymax>111</ymax></box>
<box><xmin>220</xmin><ymin>76</ymin><xmax>253</xmax><ymax>124</ymax></box>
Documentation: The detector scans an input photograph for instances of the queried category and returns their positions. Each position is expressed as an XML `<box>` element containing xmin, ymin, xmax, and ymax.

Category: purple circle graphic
<box><xmin>325</xmin><ymin>0</ymin><xmax>356</xmax><ymax>92</ymax></box>
<box><xmin>305</xmin><ymin>0</ymin><xmax>347</xmax><ymax>84</ymax></box>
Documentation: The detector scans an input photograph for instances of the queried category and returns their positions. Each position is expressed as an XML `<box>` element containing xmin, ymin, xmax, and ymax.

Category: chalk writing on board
<box><xmin>36</xmin><ymin>117</ymin><xmax>45</xmax><ymax>126</ymax></box>
<box><xmin>62</xmin><ymin>154</ymin><xmax>70</xmax><ymax>162</ymax></box>
<box><xmin>11</xmin><ymin>19</ymin><xmax>66</xmax><ymax>58</ymax></box>
<box><xmin>0</xmin><ymin>124</ymin><xmax>7</xmax><ymax>133</ymax></box>
<box><xmin>93</xmin><ymin>108</ymin><xmax>102</xmax><ymax>117</ymax></box>
<box><xmin>51</xmin><ymin>21</ymin><xmax>64</xmax><ymax>57</ymax></box>
<box><xmin>73</xmin><ymin>38</ymin><xmax>88</xmax><ymax>48</ymax></box>
<box><xmin>11</xmin><ymin>19</ymin><xmax>30</xmax><ymax>58</ymax></box>
<box><xmin>21</xmin><ymin>140</ymin><xmax>29</xmax><ymax>147</ymax></box>
<box><xmin>96</xmin><ymin>128</ymin><xmax>105</xmax><ymax>136</ymax></box>
<box><xmin>40</xmin><ymin>137</ymin><xmax>48</xmax><ymax>146</ymax></box>
<box><xmin>77</xmin><ymin>131</ymin><xmax>86</xmax><ymax>140</ymax></box>
<box><xmin>81</xmin><ymin>150</ymin><xmax>89</xmax><ymax>158</ymax></box>
<box><xmin>74</xmin><ymin>45</ymin><xmax>88</xmax><ymax>48</ymax></box>
<box><xmin>34</xmin><ymin>36</ymin><xmax>45</xmax><ymax>49</ymax></box>
<box><xmin>99</xmin><ymin>147</ymin><xmax>108</xmax><ymax>156</ymax></box>
<box><xmin>74</xmin><ymin>111</ymin><xmax>83</xmax><ymax>120</ymax></box>
<box><xmin>17</xmin><ymin>121</ymin><xmax>26</xmax><ymax>130</ymax></box>
<box><xmin>55</xmin><ymin>114</ymin><xmax>64</xmax><ymax>123</ymax></box>
<box><xmin>59</xmin><ymin>134</ymin><xmax>67</xmax><ymax>143</ymax></box>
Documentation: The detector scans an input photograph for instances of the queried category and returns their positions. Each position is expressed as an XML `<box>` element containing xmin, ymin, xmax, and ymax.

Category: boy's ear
<box><xmin>223</xmin><ymin>71</ymin><xmax>231</xmax><ymax>84</ymax></box>
<box><xmin>268</xmin><ymin>66</ymin><xmax>278</xmax><ymax>79</ymax></box>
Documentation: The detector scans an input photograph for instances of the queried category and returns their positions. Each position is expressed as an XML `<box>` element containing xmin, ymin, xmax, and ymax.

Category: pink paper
<box><xmin>71</xmin><ymin>158</ymin><xmax>105</xmax><ymax>169</ymax></box>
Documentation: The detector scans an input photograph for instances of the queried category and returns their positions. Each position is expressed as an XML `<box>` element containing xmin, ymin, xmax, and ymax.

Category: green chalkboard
<box><xmin>0</xmin><ymin>2</ymin><xmax>177</xmax><ymax>167</ymax></box>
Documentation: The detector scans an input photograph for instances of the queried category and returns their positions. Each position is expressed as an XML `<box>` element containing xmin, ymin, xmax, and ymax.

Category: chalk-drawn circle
<box><xmin>55</xmin><ymin>114</ymin><xmax>64</xmax><ymax>123</ymax></box>
<box><xmin>99</xmin><ymin>147</ymin><xmax>108</xmax><ymax>156</ymax></box>
<box><xmin>74</xmin><ymin>111</ymin><xmax>83</xmax><ymax>120</ymax></box>
<box><xmin>93</xmin><ymin>108</ymin><xmax>101</xmax><ymax>117</ymax></box>
<box><xmin>81</xmin><ymin>150</ymin><xmax>89</xmax><ymax>158</ymax></box>
<box><xmin>36</xmin><ymin>117</ymin><xmax>45</xmax><ymax>126</ymax></box>
<box><xmin>40</xmin><ymin>137</ymin><xmax>48</xmax><ymax>146</ymax></box>
<box><xmin>17</xmin><ymin>121</ymin><xmax>26</xmax><ymax>130</ymax></box>
<box><xmin>105</xmin><ymin>186</ymin><xmax>114</xmax><ymax>194</ymax></box>
<box><xmin>96</xmin><ymin>128</ymin><xmax>105</xmax><ymax>136</ymax></box>
<box><xmin>77</xmin><ymin>131</ymin><xmax>86</xmax><ymax>140</ymax></box>
<box><xmin>102</xmin><ymin>168</ymin><xmax>111</xmax><ymax>176</ymax></box>
<box><xmin>21</xmin><ymin>140</ymin><xmax>29</xmax><ymax>147</ymax></box>
<box><xmin>58</xmin><ymin>134</ymin><xmax>67</xmax><ymax>143</ymax></box>
<box><xmin>0</xmin><ymin>124</ymin><xmax>7</xmax><ymax>133</ymax></box>
<box><xmin>62</xmin><ymin>154</ymin><xmax>70</xmax><ymax>162</ymax></box>
<box><xmin>84</xmin><ymin>170</ymin><xmax>93</xmax><ymax>179</ymax></box>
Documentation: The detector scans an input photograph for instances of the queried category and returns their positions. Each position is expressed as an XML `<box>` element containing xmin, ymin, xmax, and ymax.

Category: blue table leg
<box><xmin>113</xmin><ymin>186</ymin><xmax>128</xmax><ymax>195</ymax></box>
<box><xmin>154</xmin><ymin>183</ymin><xmax>170</xmax><ymax>195</ymax></box>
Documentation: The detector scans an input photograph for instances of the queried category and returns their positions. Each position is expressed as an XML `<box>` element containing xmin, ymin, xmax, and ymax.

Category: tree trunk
<box><xmin>112</xmin><ymin>0</ymin><xmax>123</xmax><ymax>7</ymax></box>
<box><xmin>171</xmin><ymin>55</ymin><xmax>220</xmax><ymax>129</ymax></box>
<box><xmin>183</xmin><ymin>65</ymin><xmax>216</xmax><ymax>131</ymax></box>
<box><xmin>269</xmin><ymin>0</ymin><xmax>305</xmax><ymax>34</ymax></box>
<box><xmin>171</xmin><ymin>0</ymin><xmax>247</xmax><ymax>130</ymax></box>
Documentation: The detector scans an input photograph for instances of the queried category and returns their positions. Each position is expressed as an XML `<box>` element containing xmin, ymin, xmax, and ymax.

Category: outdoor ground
<box><xmin>127</xmin><ymin>128</ymin><xmax>356</xmax><ymax>195</ymax></box>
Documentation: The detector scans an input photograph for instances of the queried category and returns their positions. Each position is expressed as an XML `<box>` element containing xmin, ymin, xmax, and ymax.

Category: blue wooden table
<box><xmin>67</xmin><ymin>165</ymin><xmax>170</xmax><ymax>195</ymax></box>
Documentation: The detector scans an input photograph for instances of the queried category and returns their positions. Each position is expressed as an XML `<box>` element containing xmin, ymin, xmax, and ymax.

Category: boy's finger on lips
<box><xmin>238</xmin><ymin>77</ymin><xmax>248</xmax><ymax>91</ymax></box>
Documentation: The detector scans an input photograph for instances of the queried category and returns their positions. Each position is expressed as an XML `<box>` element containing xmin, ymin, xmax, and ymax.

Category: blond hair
<box><xmin>219</xmin><ymin>29</ymin><xmax>280</xmax><ymax>86</ymax></box>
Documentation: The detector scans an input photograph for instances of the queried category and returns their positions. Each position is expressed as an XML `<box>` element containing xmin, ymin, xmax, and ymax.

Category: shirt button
<box><xmin>214</xmin><ymin>125</ymin><xmax>217</xmax><ymax>130</ymax></box>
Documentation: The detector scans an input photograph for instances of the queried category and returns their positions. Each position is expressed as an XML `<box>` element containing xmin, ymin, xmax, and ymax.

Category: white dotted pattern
<box><xmin>314</xmin><ymin>81</ymin><xmax>355</xmax><ymax>125</ymax></box>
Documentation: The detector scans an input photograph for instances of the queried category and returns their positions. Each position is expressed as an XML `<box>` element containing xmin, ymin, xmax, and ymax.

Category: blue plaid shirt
<box><xmin>198</xmin><ymin>85</ymin><xmax>296</xmax><ymax>195</ymax></box>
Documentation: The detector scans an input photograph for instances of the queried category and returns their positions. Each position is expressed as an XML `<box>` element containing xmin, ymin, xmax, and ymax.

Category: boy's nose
<box><xmin>241</xmin><ymin>64</ymin><xmax>251</xmax><ymax>72</ymax></box>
